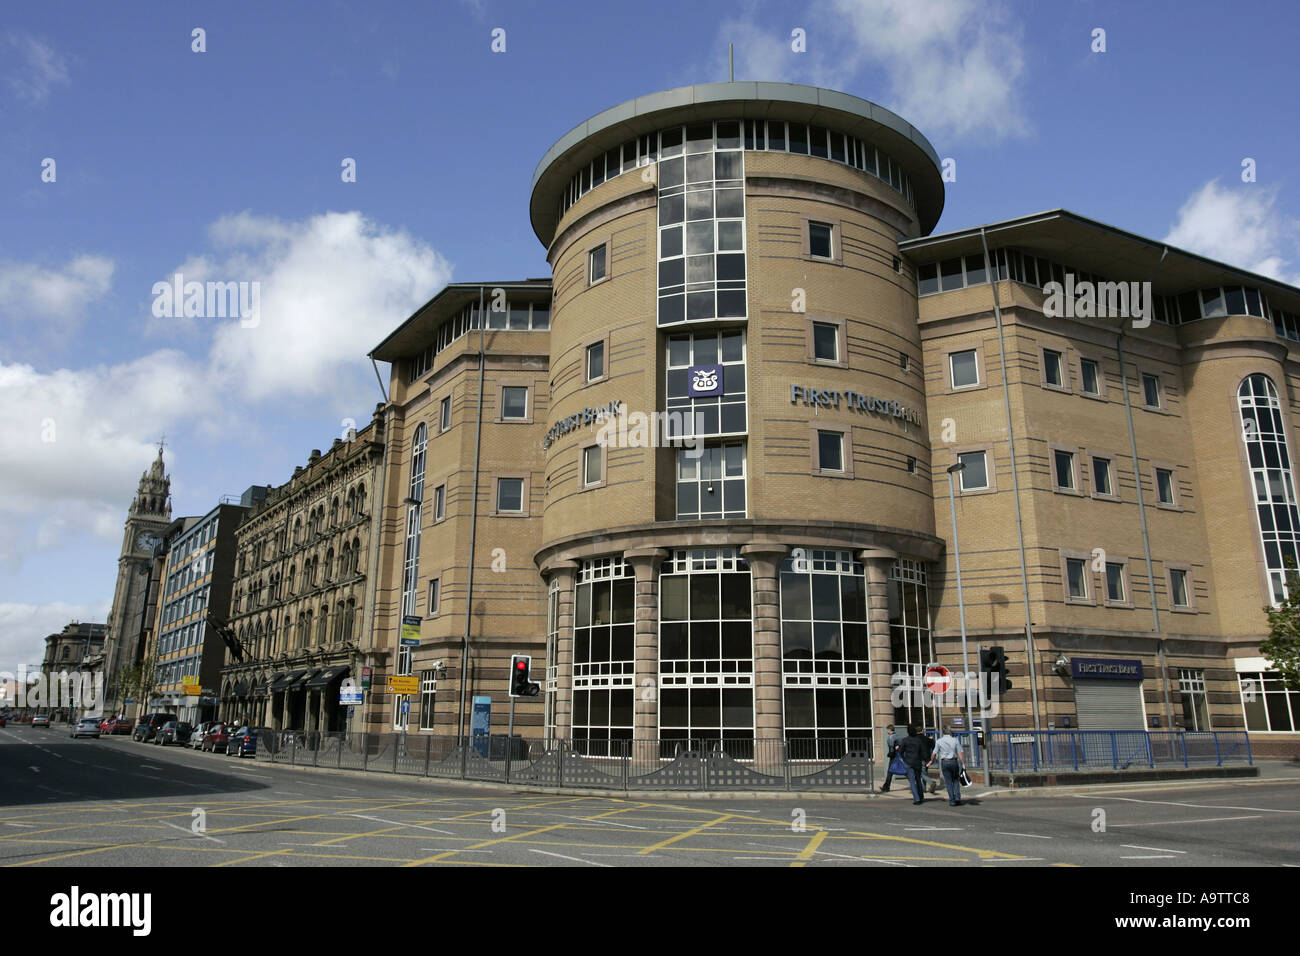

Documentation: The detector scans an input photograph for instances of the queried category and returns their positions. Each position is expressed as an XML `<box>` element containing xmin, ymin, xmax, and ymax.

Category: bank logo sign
<box><xmin>790</xmin><ymin>385</ymin><xmax>922</xmax><ymax>426</ymax></box>
<box><xmin>688</xmin><ymin>364</ymin><xmax>723</xmax><ymax>397</ymax></box>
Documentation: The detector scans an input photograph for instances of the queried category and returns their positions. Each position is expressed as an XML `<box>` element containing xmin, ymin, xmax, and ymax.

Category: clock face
<box><xmin>136</xmin><ymin>532</ymin><xmax>161</xmax><ymax>553</ymax></box>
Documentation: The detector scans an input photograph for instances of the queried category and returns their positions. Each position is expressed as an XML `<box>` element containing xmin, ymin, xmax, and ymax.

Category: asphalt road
<box><xmin>1</xmin><ymin>724</ymin><xmax>1297</xmax><ymax>867</ymax></box>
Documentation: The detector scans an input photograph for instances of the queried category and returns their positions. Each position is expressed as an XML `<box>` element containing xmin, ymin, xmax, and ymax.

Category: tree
<box><xmin>110</xmin><ymin>656</ymin><xmax>158</xmax><ymax>713</ymax></box>
<box><xmin>1262</xmin><ymin>569</ymin><xmax>1300</xmax><ymax>689</ymax></box>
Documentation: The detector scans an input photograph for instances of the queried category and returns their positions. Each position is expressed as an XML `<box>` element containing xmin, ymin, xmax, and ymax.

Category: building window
<box><xmin>906</xmin><ymin>456</ymin><xmax>917</xmax><ymax>475</ymax></box>
<box><xmin>401</xmin><ymin>424</ymin><xmax>426</xmax><ymax>619</ymax></box>
<box><xmin>1169</xmin><ymin>568</ymin><xmax>1190</xmax><ymax>609</ymax></box>
<box><xmin>1105</xmin><ymin>562</ymin><xmax>1127</xmax><ymax>604</ymax></box>
<box><xmin>583</xmin><ymin>445</ymin><xmax>603</xmax><ymax>487</ymax></box>
<box><xmin>501</xmin><ymin>386</ymin><xmax>528</xmax><ymax>421</ymax></box>
<box><xmin>433</xmin><ymin>484</ymin><xmax>445</xmax><ymax>522</ymax></box>
<box><xmin>572</xmin><ymin>557</ymin><xmax>635</xmax><ymax>754</ymax></box>
<box><xmin>427</xmin><ymin>578</ymin><xmax>440</xmax><ymax>615</ymax></box>
<box><xmin>780</xmin><ymin>549</ymin><xmax>871</xmax><ymax>758</ymax></box>
<box><xmin>589</xmin><ymin>244</ymin><xmax>607</xmax><ymax>284</ymax></box>
<box><xmin>1239</xmin><ymin>374</ymin><xmax>1300</xmax><ymax>603</ymax></box>
<box><xmin>659</xmin><ymin>548</ymin><xmax>754</xmax><ymax>745</ymax></box>
<box><xmin>656</xmin><ymin>124</ymin><xmax>747</xmax><ymax>326</ymax></box>
<box><xmin>889</xmin><ymin>559</ymin><xmax>933</xmax><ymax>730</ymax></box>
<box><xmin>586</xmin><ymin>341</ymin><xmax>605</xmax><ymax>382</ymax></box>
<box><xmin>1053</xmin><ymin>449</ymin><xmax>1077</xmax><ymax>491</ymax></box>
<box><xmin>808</xmin><ymin>221</ymin><xmax>834</xmax><ymax>260</ymax></box>
<box><xmin>1066</xmin><ymin>557</ymin><xmax>1089</xmax><ymax>601</ymax></box>
<box><xmin>949</xmin><ymin>350</ymin><xmax>979</xmax><ymax>388</ymax></box>
<box><xmin>439</xmin><ymin>396</ymin><xmax>451</xmax><ymax>433</ymax></box>
<box><xmin>496</xmin><ymin>477</ymin><xmax>525</xmax><ymax>513</ymax></box>
<box><xmin>811</xmin><ymin>321</ymin><xmax>839</xmax><ymax>363</ymax></box>
<box><xmin>1177</xmin><ymin>669</ymin><xmax>1209</xmax><ymax>731</ymax></box>
<box><xmin>677</xmin><ymin>442</ymin><xmax>746</xmax><ymax>519</ymax></box>
<box><xmin>1091</xmin><ymin>456</ymin><xmax>1114</xmax><ymax>497</ymax></box>
<box><xmin>1239</xmin><ymin>671</ymin><xmax>1296</xmax><ymax>732</ymax></box>
<box><xmin>1156</xmin><ymin>468</ymin><xmax>1176</xmax><ymax>506</ymax></box>
<box><xmin>665</xmin><ymin>330</ymin><xmax>746</xmax><ymax>440</ymax></box>
<box><xmin>1142</xmin><ymin>373</ymin><xmax>1161</xmax><ymax>409</ymax></box>
<box><xmin>957</xmin><ymin>451</ymin><xmax>988</xmax><ymax>491</ymax></box>
<box><xmin>1043</xmin><ymin>349</ymin><xmax>1064</xmax><ymax>388</ymax></box>
<box><xmin>545</xmin><ymin>579</ymin><xmax>560</xmax><ymax>739</ymax></box>
<box><xmin>817</xmin><ymin>430</ymin><xmax>845</xmax><ymax>473</ymax></box>
<box><xmin>1080</xmin><ymin>358</ymin><xmax>1101</xmax><ymax>396</ymax></box>
<box><xmin>419</xmin><ymin>670</ymin><xmax>438</xmax><ymax>731</ymax></box>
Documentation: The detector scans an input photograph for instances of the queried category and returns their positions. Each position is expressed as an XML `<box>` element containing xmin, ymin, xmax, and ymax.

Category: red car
<box><xmin>106</xmin><ymin>718</ymin><xmax>134</xmax><ymax>735</ymax></box>
<box><xmin>201</xmin><ymin>723</ymin><xmax>230</xmax><ymax>753</ymax></box>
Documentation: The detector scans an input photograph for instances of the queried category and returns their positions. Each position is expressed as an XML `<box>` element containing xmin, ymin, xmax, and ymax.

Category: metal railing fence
<box><xmin>954</xmin><ymin>730</ymin><xmax>1253</xmax><ymax>772</ymax></box>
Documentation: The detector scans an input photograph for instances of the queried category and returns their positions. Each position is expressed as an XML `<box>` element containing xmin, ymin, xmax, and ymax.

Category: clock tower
<box><xmin>102</xmin><ymin>444</ymin><xmax>173</xmax><ymax>716</ymax></box>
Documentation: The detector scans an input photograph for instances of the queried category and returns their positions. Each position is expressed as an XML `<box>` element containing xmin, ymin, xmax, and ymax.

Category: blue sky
<box><xmin>2</xmin><ymin>0</ymin><xmax>1298</xmax><ymax>674</ymax></box>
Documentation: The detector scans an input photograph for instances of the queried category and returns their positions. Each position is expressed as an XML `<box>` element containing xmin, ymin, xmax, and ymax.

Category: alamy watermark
<box><xmin>1043</xmin><ymin>273</ymin><xmax>1151</xmax><ymax>328</ymax></box>
<box><xmin>594</xmin><ymin>407</ymin><xmax>706</xmax><ymax>458</ymax></box>
<box><xmin>152</xmin><ymin>272</ymin><xmax>260</xmax><ymax>327</ymax></box>
<box><xmin>0</xmin><ymin>669</ymin><xmax>104</xmax><ymax>713</ymax></box>
<box><xmin>890</xmin><ymin>669</ymin><xmax>1001</xmax><ymax>718</ymax></box>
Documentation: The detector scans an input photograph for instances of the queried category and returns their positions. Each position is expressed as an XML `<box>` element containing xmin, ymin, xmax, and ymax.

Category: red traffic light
<box><xmin>515</xmin><ymin>660</ymin><xmax>527</xmax><ymax>670</ymax></box>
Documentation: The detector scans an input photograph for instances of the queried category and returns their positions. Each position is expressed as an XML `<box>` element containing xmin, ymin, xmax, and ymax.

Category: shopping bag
<box><xmin>959</xmin><ymin>768</ymin><xmax>973</xmax><ymax>787</ymax></box>
<box><xmin>888</xmin><ymin>756</ymin><xmax>908</xmax><ymax>776</ymax></box>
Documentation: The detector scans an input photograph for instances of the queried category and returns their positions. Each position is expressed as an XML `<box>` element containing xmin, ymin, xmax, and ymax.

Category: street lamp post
<box><xmin>946</xmin><ymin>462</ymin><xmax>979</xmax><ymax>771</ymax></box>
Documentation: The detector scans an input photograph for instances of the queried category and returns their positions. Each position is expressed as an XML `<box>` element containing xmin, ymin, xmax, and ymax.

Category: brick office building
<box><xmin>364</xmin><ymin>82</ymin><xmax>1299</xmax><ymax>758</ymax></box>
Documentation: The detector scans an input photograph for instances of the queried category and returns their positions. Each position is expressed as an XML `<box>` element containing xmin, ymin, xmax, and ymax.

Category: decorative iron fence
<box><xmin>259</xmin><ymin>732</ymin><xmax>875</xmax><ymax>791</ymax></box>
<box><xmin>954</xmin><ymin>730</ymin><xmax>1253</xmax><ymax>772</ymax></box>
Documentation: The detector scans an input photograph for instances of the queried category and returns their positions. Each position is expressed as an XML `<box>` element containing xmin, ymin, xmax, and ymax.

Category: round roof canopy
<box><xmin>530</xmin><ymin>81</ymin><xmax>945</xmax><ymax>246</ymax></box>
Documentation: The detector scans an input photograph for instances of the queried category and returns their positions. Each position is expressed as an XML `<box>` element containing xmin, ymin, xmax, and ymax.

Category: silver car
<box><xmin>71</xmin><ymin>717</ymin><xmax>101</xmax><ymax>738</ymax></box>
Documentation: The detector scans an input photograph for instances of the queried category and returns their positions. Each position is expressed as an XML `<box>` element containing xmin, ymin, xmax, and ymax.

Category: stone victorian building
<box><xmin>39</xmin><ymin>621</ymin><xmax>107</xmax><ymax>719</ymax></box>
<box><xmin>102</xmin><ymin>446</ymin><xmax>173</xmax><ymax>718</ymax></box>
<box><xmin>354</xmin><ymin>82</ymin><xmax>1298</xmax><ymax>758</ymax></box>
<box><xmin>220</xmin><ymin>408</ymin><xmax>386</xmax><ymax>733</ymax></box>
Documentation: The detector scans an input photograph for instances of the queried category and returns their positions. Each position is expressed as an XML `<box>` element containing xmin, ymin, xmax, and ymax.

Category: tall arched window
<box><xmin>325</xmin><ymin>548</ymin><xmax>334</xmax><ymax>582</ymax></box>
<box><xmin>317</xmin><ymin>605</ymin><xmax>328</xmax><ymax>644</ymax></box>
<box><xmin>357</xmin><ymin>483</ymin><xmax>367</xmax><ymax>516</ymax></box>
<box><xmin>1239</xmin><ymin>373</ymin><xmax>1300</xmax><ymax>603</ymax></box>
<box><xmin>330</xmin><ymin>497</ymin><xmax>340</xmax><ymax>527</ymax></box>
<box><xmin>351</xmin><ymin>537</ymin><xmax>362</xmax><ymax>574</ymax></box>
<box><xmin>402</xmin><ymin>425</ymin><xmax>427</xmax><ymax>617</ymax></box>
<box><xmin>344</xmin><ymin>598</ymin><xmax>356</xmax><ymax>641</ymax></box>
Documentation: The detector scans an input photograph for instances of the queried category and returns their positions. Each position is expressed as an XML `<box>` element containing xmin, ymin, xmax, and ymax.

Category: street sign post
<box><xmin>386</xmin><ymin>675</ymin><xmax>418</xmax><ymax>695</ymax></box>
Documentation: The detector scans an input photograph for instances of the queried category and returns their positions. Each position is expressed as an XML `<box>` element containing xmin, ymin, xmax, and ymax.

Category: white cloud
<box><xmin>3</xmin><ymin>32</ymin><xmax>70</xmax><ymax>106</ymax></box>
<box><xmin>0</xmin><ymin>351</ymin><xmax>221</xmax><ymax>568</ymax></box>
<box><xmin>1164</xmin><ymin>180</ymin><xmax>1300</xmax><ymax>285</ymax></box>
<box><xmin>0</xmin><ymin>601</ymin><xmax>110</xmax><ymax>679</ymax></box>
<box><xmin>0</xmin><ymin>255</ymin><xmax>114</xmax><ymax>328</ymax></box>
<box><xmin>202</xmin><ymin>210</ymin><xmax>452</xmax><ymax>402</ymax></box>
<box><xmin>719</xmin><ymin>0</ymin><xmax>1029</xmax><ymax>143</ymax></box>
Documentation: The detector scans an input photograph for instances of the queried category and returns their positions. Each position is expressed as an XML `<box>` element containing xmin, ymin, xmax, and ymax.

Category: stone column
<box><xmin>741</xmin><ymin>542</ymin><xmax>789</xmax><ymax>742</ymax></box>
<box><xmin>860</xmin><ymin>549</ymin><xmax>898</xmax><ymax>769</ymax></box>
<box><xmin>549</xmin><ymin>562</ymin><xmax>579</xmax><ymax>741</ymax></box>
<box><xmin>624</xmin><ymin>548</ymin><xmax>668</xmax><ymax>761</ymax></box>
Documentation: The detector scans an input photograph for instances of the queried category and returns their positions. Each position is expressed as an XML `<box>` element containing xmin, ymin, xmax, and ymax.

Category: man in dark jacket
<box><xmin>919</xmin><ymin>730</ymin><xmax>938</xmax><ymax>794</ymax></box>
<box><xmin>878</xmin><ymin>724</ymin><xmax>902</xmax><ymax>792</ymax></box>
<box><xmin>897</xmin><ymin>724</ymin><xmax>928</xmax><ymax>804</ymax></box>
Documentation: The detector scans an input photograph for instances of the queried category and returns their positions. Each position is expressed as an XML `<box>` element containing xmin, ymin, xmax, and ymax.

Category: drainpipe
<box><xmin>363</xmin><ymin>400</ymin><xmax>392</xmax><ymax>735</ymax></box>
<box><xmin>979</xmin><ymin>228</ymin><xmax>1043</xmax><ymax>737</ymax></box>
<box><xmin>1116</xmin><ymin>245</ymin><xmax>1175</xmax><ymax>730</ymax></box>
<box><xmin>458</xmin><ymin>286</ymin><xmax>488</xmax><ymax>744</ymax></box>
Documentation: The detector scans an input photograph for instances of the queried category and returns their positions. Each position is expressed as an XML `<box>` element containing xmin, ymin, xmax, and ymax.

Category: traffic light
<box><xmin>509</xmin><ymin>655</ymin><xmax>540</xmax><ymax>698</ymax></box>
<box><xmin>981</xmin><ymin>646</ymin><xmax>1013</xmax><ymax>694</ymax></box>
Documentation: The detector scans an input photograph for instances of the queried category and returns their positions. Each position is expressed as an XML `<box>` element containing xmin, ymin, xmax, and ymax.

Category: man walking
<box><xmin>919</xmin><ymin>728</ymin><xmax>938</xmax><ymax>794</ymax></box>
<box><xmin>878</xmin><ymin>724</ymin><xmax>902</xmax><ymax>793</ymax></box>
<box><xmin>897</xmin><ymin>724</ymin><xmax>929</xmax><ymax>804</ymax></box>
<box><xmin>929</xmin><ymin>724</ymin><xmax>966</xmax><ymax>806</ymax></box>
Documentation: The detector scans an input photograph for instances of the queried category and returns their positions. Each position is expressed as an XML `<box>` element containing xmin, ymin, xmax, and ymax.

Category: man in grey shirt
<box><xmin>928</xmin><ymin>725</ymin><xmax>966</xmax><ymax>806</ymax></box>
<box><xmin>878</xmin><ymin>724</ymin><xmax>902</xmax><ymax>793</ymax></box>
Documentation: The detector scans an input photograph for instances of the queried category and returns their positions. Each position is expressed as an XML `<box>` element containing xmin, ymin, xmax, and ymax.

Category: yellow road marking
<box><xmin>402</xmin><ymin>823</ymin><xmax>568</xmax><ymax>867</ymax></box>
<box><xmin>636</xmin><ymin>813</ymin><xmax>734</xmax><ymax>855</ymax></box>
<box><xmin>790</xmin><ymin>830</ymin><xmax>828</xmax><ymax>867</ymax></box>
<box><xmin>211</xmin><ymin>848</ymin><xmax>296</xmax><ymax>867</ymax></box>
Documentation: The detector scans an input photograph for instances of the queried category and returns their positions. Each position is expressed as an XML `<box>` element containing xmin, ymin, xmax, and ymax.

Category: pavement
<box><xmin>2</xmin><ymin>724</ymin><xmax>1297</xmax><ymax>867</ymax></box>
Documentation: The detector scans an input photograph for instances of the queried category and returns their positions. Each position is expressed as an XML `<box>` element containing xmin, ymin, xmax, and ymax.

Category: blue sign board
<box><xmin>687</xmin><ymin>364</ymin><xmax>724</xmax><ymax>397</ymax></box>
<box><xmin>1071</xmin><ymin>657</ymin><xmax>1144</xmax><ymax>681</ymax></box>
<box><xmin>471</xmin><ymin>695</ymin><xmax>492</xmax><ymax>757</ymax></box>
<box><xmin>400</xmin><ymin>638</ymin><xmax>420</xmax><ymax>647</ymax></box>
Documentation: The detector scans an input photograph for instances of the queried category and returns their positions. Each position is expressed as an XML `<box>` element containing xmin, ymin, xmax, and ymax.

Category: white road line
<box><xmin>28</xmin><ymin>766</ymin><xmax>40</xmax><ymax>773</ymax></box>
<box><xmin>160</xmin><ymin>820</ymin><xmax>226</xmax><ymax>845</ymax></box>
<box><xmin>1121</xmin><ymin>854</ymin><xmax>1178</xmax><ymax>859</ymax></box>
<box><xmin>904</xmin><ymin>827</ymin><xmax>964</xmax><ymax>831</ymax></box>
<box><xmin>996</xmin><ymin>832</ymin><xmax>1052</xmax><ymax>839</ymax></box>
<box><xmin>348</xmin><ymin>814</ymin><xmax>452</xmax><ymax>835</ymax></box>
<box><xmin>5</xmin><ymin>823</ymin><xmax>35</xmax><ymax>828</ymax></box>
<box><xmin>418</xmin><ymin>848</ymin><xmax>492</xmax><ymax>853</ymax></box>
<box><xmin>1105</xmin><ymin>796</ymin><xmax>1300</xmax><ymax>814</ymax></box>
<box><xmin>982</xmin><ymin>857</ymin><xmax>1044</xmax><ymax>862</ymax></box>
<box><xmin>732</xmin><ymin>856</ymin><xmax>790</xmax><ymax>861</ymax></box>
<box><xmin>1121</xmin><ymin>844</ymin><xmax>1186</xmax><ymax>854</ymax></box>
<box><xmin>529</xmin><ymin>849</ymin><xmax>611</xmax><ymax>866</ymax></box>
<box><xmin>1109</xmin><ymin>815</ymin><xmax>1262</xmax><ymax>827</ymax></box>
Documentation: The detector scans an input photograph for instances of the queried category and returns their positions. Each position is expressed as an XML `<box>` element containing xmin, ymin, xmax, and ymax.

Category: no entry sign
<box><xmin>924</xmin><ymin>665</ymin><xmax>952</xmax><ymax>695</ymax></box>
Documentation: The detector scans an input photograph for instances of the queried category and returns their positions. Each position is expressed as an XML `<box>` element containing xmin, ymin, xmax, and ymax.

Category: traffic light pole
<box><xmin>506</xmin><ymin>693</ymin><xmax>516</xmax><ymax>783</ymax></box>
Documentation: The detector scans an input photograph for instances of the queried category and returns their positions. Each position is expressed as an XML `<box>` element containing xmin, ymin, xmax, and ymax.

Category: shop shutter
<box><xmin>1074</xmin><ymin>679</ymin><xmax>1146</xmax><ymax>730</ymax></box>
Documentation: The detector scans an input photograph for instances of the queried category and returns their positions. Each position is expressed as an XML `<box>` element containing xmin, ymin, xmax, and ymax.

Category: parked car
<box><xmin>154</xmin><ymin>721</ymin><xmax>193</xmax><ymax>746</ymax></box>
<box><xmin>97</xmin><ymin>717</ymin><xmax>111</xmax><ymax>732</ymax></box>
<box><xmin>226</xmin><ymin>726</ymin><xmax>264</xmax><ymax>758</ymax></box>
<box><xmin>200</xmin><ymin>723</ymin><xmax>230</xmax><ymax>753</ymax></box>
<box><xmin>106</xmin><ymin>717</ymin><xmax>134</xmax><ymax>735</ymax></box>
<box><xmin>132</xmin><ymin>713</ymin><xmax>173</xmax><ymax>742</ymax></box>
<box><xmin>70</xmin><ymin>717</ymin><xmax>102</xmax><ymax>738</ymax></box>
<box><xmin>0</xmin><ymin>714</ymin><xmax>6</xmax><ymax>727</ymax></box>
<box><xmin>190</xmin><ymin>722</ymin><xmax>215</xmax><ymax>749</ymax></box>
<box><xmin>31</xmin><ymin>715</ymin><xmax>50</xmax><ymax>727</ymax></box>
